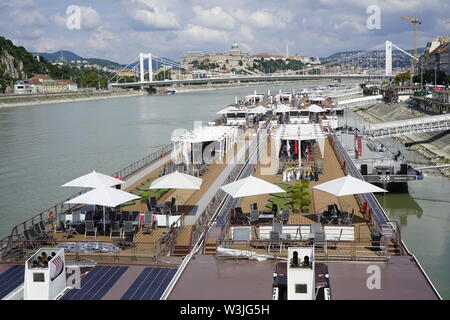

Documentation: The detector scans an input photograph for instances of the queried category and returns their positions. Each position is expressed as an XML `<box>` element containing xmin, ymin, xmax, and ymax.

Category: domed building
<box><xmin>181</xmin><ymin>42</ymin><xmax>252</xmax><ymax>73</ymax></box>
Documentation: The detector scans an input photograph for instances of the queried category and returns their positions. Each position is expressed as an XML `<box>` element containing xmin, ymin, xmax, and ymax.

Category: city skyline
<box><xmin>1</xmin><ymin>0</ymin><xmax>449</xmax><ymax>64</ymax></box>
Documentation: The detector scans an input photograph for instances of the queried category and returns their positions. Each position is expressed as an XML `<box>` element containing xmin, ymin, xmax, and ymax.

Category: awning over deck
<box><xmin>271</xmin><ymin>124</ymin><xmax>328</xmax><ymax>159</ymax></box>
<box><xmin>171</xmin><ymin>125</ymin><xmax>240</xmax><ymax>164</ymax></box>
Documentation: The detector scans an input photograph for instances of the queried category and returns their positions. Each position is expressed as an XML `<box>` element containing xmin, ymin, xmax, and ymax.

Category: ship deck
<box><xmin>0</xmin><ymin>97</ymin><xmax>441</xmax><ymax>300</ymax></box>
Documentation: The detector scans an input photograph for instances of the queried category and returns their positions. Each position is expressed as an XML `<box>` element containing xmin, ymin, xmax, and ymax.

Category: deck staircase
<box><xmin>171</xmin><ymin>226</ymin><xmax>193</xmax><ymax>256</ymax></box>
<box><xmin>203</xmin><ymin>237</ymin><xmax>218</xmax><ymax>255</ymax></box>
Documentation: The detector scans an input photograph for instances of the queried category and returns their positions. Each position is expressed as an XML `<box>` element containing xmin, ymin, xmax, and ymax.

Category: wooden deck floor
<box><xmin>236</xmin><ymin>136</ymin><xmax>372</xmax><ymax>240</ymax></box>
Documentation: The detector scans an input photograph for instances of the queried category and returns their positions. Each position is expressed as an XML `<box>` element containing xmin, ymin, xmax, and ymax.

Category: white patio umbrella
<box><xmin>66</xmin><ymin>187</ymin><xmax>139</xmax><ymax>235</ymax></box>
<box><xmin>62</xmin><ymin>170</ymin><xmax>125</xmax><ymax>188</ymax></box>
<box><xmin>220</xmin><ymin>175</ymin><xmax>285</xmax><ymax>199</ymax></box>
<box><xmin>149</xmin><ymin>171</ymin><xmax>203</xmax><ymax>211</ymax></box>
<box><xmin>312</xmin><ymin>175</ymin><xmax>387</xmax><ymax>197</ymax></box>
<box><xmin>313</xmin><ymin>174</ymin><xmax>387</xmax><ymax>214</ymax></box>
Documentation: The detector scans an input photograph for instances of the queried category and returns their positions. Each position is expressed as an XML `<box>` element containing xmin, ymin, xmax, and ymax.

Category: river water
<box><xmin>0</xmin><ymin>82</ymin><xmax>448</xmax><ymax>298</ymax></box>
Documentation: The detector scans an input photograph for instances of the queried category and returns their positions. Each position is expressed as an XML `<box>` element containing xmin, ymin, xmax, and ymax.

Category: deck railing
<box><xmin>215</xmin><ymin>239</ymin><xmax>389</xmax><ymax>262</ymax></box>
<box><xmin>190</xmin><ymin>122</ymin><xmax>270</xmax><ymax>248</ymax></box>
<box><xmin>0</xmin><ymin>238</ymin><xmax>164</xmax><ymax>263</ymax></box>
<box><xmin>328</xmin><ymin>133</ymin><xmax>404</xmax><ymax>254</ymax></box>
<box><xmin>1</xmin><ymin>144</ymin><xmax>173</xmax><ymax>247</ymax></box>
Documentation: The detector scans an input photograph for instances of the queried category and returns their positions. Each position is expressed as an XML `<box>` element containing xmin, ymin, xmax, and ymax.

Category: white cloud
<box><xmin>234</xmin><ymin>9</ymin><xmax>293</xmax><ymax>29</ymax></box>
<box><xmin>178</xmin><ymin>24</ymin><xmax>230</xmax><ymax>43</ymax></box>
<box><xmin>193</xmin><ymin>6</ymin><xmax>235</xmax><ymax>30</ymax></box>
<box><xmin>122</xmin><ymin>0</ymin><xmax>180</xmax><ymax>30</ymax></box>
<box><xmin>53</xmin><ymin>6</ymin><xmax>102</xmax><ymax>31</ymax></box>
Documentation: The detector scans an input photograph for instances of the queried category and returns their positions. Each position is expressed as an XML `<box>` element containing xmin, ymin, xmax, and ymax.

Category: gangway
<box><xmin>337</xmin><ymin>95</ymin><xmax>383</xmax><ymax>108</ymax></box>
<box><xmin>328</xmin><ymin>90</ymin><xmax>363</xmax><ymax>100</ymax></box>
<box><xmin>363</xmin><ymin>113</ymin><xmax>450</xmax><ymax>139</ymax></box>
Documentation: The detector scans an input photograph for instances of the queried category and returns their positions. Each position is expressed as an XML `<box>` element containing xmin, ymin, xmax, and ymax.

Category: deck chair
<box><xmin>84</xmin><ymin>221</ymin><xmax>97</xmax><ymax>238</ymax></box>
<box><xmin>110</xmin><ymin>221</ymin><xmax>122</xmax><ymax>238</ymax></box>
<box><xmin>72</xmin><ymin>211</ymin><xmax>81</xmax><ymax>224</ymax></box>
<box><xmin>341</xmin><ymin>209</ymin><xmax>355</xmax><ymax>225</ymax></box>
<box><xmin>268</xmin><ymin>231</ymin><xmax>282</xmax><ymax>253</ymax></box>
<box><xmin>23</xmin><ymin>230</ymin><xmax>38</xmax><ymax>249</ymax></box>
<box><xmin>329</xmin><ymin>229</ymin><xmax>343</xmax><ymax>249</ymax></box>
<box><xmin>249</xmin><ymin>211</ymin><xmax>260</xmax><ymax>224</ymax></box>
<box><xmin>272</xmin><ymin>221</ymin><xmax>283</xmax><ymax>235</ymax></box>
<box><xmin>59</xmin><ymin>221</ymin><xmax>77</xmax><ymax>239</ymax></box>
<box><xmin>314</xmin><ymin>232</ymin><xmax>325</xmax><ymax>248</ymax></box>
<box><xmin>109</xmin><ymin>211</ymin><xmax>117</xmax><ymax>222</ymax></box>
<box><xmin>38</xmin><ymin>221</ymin><xmax>50</xmax><ymax>235</ymax></box>
<box><xmin>280</xmin><ymin>209</ymin><xmax>290</xmax><ymax>223</ymax></box>
<box><xmin>32</xmin><ymin>223</ymin><xmax>55</xmax><ymax>244</ymax></box>
<box><xmin>234</xmin><ymin>207</ymin><xmax>249</xmax><ymax>224</ymax></box>
<box><xmin>122</xmin><ymin>221</ymin><xmax>136</xmax><ymax>240</ymax></box>
<box><xmin>84</xmin><ymin>211</ymin><xmax>94</xmax><ymax>221</ymax></box>
<box><xmin>142</xmin><ymin>212</ymin><xmax>154</xmax><ymax>234</ymax></box>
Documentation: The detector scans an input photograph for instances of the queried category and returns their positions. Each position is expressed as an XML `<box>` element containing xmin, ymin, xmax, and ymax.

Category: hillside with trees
<box><xmin>0</xmin><ymin>36</ymin><xmax>116</xmax><ymax>93</ymax></box>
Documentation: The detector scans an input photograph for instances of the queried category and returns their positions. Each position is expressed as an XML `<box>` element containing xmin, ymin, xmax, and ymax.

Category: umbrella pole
<box><xmin>103</xmin><ymin>206</ymin><xmax>106</xmax><ymax>236</ymax></box>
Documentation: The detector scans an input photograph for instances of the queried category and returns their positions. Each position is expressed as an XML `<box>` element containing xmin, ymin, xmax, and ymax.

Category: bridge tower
<box><xmin>385</xmin><ymin>41</ymin><xmax>392</xmax><ymax>76</ymax></box>
<box><xmin>139</xmin><ymin>53</ymin><xmax>153</xmax><ymax>83</ymax></box>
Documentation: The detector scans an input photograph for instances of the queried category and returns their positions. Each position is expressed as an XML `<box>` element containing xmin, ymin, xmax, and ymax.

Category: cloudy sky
<box><xmin>1</xmin><ymin>0</ymin><xmax>449</xmax><ymax>63</ymax></box>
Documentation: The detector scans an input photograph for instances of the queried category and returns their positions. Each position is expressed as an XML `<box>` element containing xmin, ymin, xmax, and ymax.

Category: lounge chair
<box><xmin>232</xmin><ymin>207</ymin><xmax>249</xmax><ymax>224</ymax></box>
<box><xmin>23</xmin><ymin>229</ymin><xmax>39</xmax><ymax>249</ymax></box>
<box><xmin>84</xmin><ymin>221</ymin><xmax>97</xmax><ymax>238</ymax></box>
<box><xmin>122</xmin><ymin>221</ymin><xmax>136</xmax><ymax>240</ymax></box>
<box><xmin>249</xmin><ymin>211</ymin><xmax>260</xmax><ymax>224</ymax></box>
<box><xmin>268</xmin><ymin>231</ymin><xmax>282</xmax><ymax>253</ymax></box>
<box><xmin>110</xmin><ymin>221</ymin><xmax>122</xmax><ymax>238</ymax></box>
<box><xmin>340</xmin><ymin>209</ymin><xmax>355</xmax><ymax>225</ymax></box>
<box><xmin>272</xmin><ymin>222</ymin><xmax>283</xmax><ymax>235</ymax></box>
<box><xmin>280</xmin><ymin>209</ymin><xmax>290</xmax><ymax>223</ymax></box>
<box><xmin>59</xmin><ymin>221</ymin><xmax>78</xmax><ymax>239</ymax></box>
<box><xmin>141</xmin><ymin>212</ymin><xmax>154</xmax><ymax>234</ymax></box>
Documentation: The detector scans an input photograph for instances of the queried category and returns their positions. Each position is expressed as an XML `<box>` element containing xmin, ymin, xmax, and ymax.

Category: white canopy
<box><xmin>272</xmin><ymin>124</ymin><xmax>327</xmax><ymax>141</ymax></box>
<box><xmin>220</xmin><ymin>175</ymin><xmax>285</xmax><ymax>198</ymax></box>
<box><xmin>149</xmin><ymin>171</ymin><xmax>203</xmax><ymax>190</ymax></box>
<box><xmin>273</xmin><ymin>104</ymin><xmax>292</xmax><ymax>113</ymax></box>
<box><xmin>271</xmin><ymin>124</ymin><xmax>328</xmax><ymax>161</ymax></box>
<box><xmin>62</xmin><ymin>170</ymin><xmax>125</xmax><ymax>188</ymax></box>
<box><xmin>306</xmin><ymin>104</ymin><xmax>325</xmax><ymax>113</ymax></box>
<box><xmin>65</xmin><ymin>187</ymin><xmax>139</xmax><ymax>207</ymax></box>
<box><xmin>217</xmin><ymin>106</ymin><xmax>248</xmax><ymax>115</ymax></box>
<box><xmin>172</xmin><ymin>125</ymin><xmax>239</xmax><ymax>165</ymax></box>
<box><xmin>247</xmin><ymin>106</ymin><xmax>269</xmax><ymax>114</ymax></box>
<box><xmin>313</xmin><ymin>175</ymin><xmax>387</xmax><ymax>197</ymax></box>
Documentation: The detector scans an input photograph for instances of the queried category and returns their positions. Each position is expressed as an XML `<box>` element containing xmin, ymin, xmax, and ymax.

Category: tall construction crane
<box><xmin>400</xmin><ymin>16</ymin><xmax>422</xmax><ymax>74</ymax></box>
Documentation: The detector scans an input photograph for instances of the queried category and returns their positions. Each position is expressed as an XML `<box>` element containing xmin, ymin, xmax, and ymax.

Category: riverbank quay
<box><xmin>0</xmin><ymin>90</ymin><xmax>145</xmax><ymax>108</ymax></box>
<box><xmin>355</xmin><ymin>103</ymin><xmax>450</xmax><ymax>178</ymax></box>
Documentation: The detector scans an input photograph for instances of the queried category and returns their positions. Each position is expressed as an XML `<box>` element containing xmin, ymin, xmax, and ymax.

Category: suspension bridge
<box><xmin>109</xmin><ymin>40</ymin><xmax>417</xmax><ymax>89</ymax></box>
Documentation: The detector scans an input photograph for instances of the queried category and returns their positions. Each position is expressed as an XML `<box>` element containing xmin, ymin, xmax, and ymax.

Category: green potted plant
<box><xmin>141</xmin><ymin>192</ymin><xmax>150</xmax><ymax>203</ymax></box>
<box><xmin>292</xmin><ymin>199</ymin><xmax>302</xmax><ymax>213</ymax></box>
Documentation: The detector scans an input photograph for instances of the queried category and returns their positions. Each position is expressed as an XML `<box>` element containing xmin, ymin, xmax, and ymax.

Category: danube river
<box><xmin>0</xmin><ymin>83</ymin><xmax>448</xmax><ymax>298</ymax></box>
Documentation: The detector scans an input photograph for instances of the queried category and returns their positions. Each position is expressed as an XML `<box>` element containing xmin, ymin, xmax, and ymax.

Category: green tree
<box><xmin>394</xmin><ymin>71</ymin><xmax>411</xmax><ymax>85</ymax></box>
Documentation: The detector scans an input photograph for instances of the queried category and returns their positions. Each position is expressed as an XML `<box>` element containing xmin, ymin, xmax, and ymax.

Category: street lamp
<box><xmin>435</xmin><ymin>62</ymin><xmax>438</xmax><ymax>87</ymax></box>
